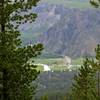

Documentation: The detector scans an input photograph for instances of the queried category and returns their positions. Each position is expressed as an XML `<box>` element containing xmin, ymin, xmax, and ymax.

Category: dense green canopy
<box><xmin>0</xmin><ymin>0</ymin><xmax>43</xmax><ymax>100</ymax></box>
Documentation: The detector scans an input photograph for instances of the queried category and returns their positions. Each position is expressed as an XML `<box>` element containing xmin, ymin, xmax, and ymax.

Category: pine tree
<box><xmin>95</xmin><ymin>44</ymin><xmax>100</xmax><ymax>98</ymax></box>
<box><xmin>0</xmin><ymin>0</ymin><xmax>43</xmax><ymax>100</ymax></box>
<box><xmin>90</xmin><ymin>0</ymin><xmax>100</xmax><ymax>98</ymax></box>
<box><xmin>70</xmin><ymin>58</ymin><xmax>97</xmax><ymax>100</ymax></box>
<box><xmin>90</xmin><ymin>0</ymin><xmax>100</xmax><ymax>7</ymax></box>
<box><xmin>70</xmin><ymin>45</ymin><xmax>100</xmax><ymax>100</ymax></box>
<box><xmin>41</xmin><ymin>95</ymin><xmax>49</xmax><ymax>100</ymax></box>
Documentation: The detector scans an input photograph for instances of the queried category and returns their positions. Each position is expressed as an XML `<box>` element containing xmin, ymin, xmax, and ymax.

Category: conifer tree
<box><xmin>0</xmin><ymin>0</ymin><xmax>43</xmax><ymax>100</ymax></box>
<box><xmin>70</xmin><ymin>58</ymin><xmax>97</xmax><ymax>100</ymax></box>
<box><xmin>41</xmin><ymin>95</ymin><xmax>49</xmax><ymax>100</ymax></box>
<box><xmin>90</xmin><ymin>0</ymin><xmax>100</xmax><ymax>98</ymax></box>
<box><xmin>90</xmin><ymin>0</ymin><xmax>100</xmax><ymax>7</ymax></box>
<box><xmin>70</xmin><ymin>45</ymin><xmax>100</xmax><ymax>100</ymax></box>
<box><xmin>95</xmin><ymin>45</ymin><xmax>100</xmax><ymax>98</ymax></box>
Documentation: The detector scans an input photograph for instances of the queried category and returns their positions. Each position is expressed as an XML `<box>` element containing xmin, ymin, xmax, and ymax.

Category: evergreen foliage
<box><xmin>0</xmin><ymin>0</ymin><xmax>43</xmax><ymax>100</ymax></box>
<box><xmin>90</xmin><ymin>0</ymin><xmax>100</xmax><ymax>7</ymax></box>
<box><xmin>71</xmin><ymin>58</ymin><xmax>97</xmax><ymax>100</ymax></box>
<box><xmin>41</xmin><ymin>95</ymin><xmax>49</xmax><ymax>100</ymax></box>
<box><xmin>70</xmin><ymin>45</ymin><xmax>100</xmax><ymax>100</ymax></box>
<box><xmin>95</xmin><ymin>45</ymin><xmax>100</xmax><ymax>98</ymax></box>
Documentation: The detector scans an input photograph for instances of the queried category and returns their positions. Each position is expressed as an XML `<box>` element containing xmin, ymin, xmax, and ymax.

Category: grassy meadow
<box><xmin>30</xmin><ymin>57</ymin><xmax>83</xmax><ymax>72</ymax></box>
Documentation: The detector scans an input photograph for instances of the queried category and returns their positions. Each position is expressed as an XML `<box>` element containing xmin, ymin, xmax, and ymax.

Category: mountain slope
<box><xmin>20</xmin><ymin>3</ymin><xmax>61</xmax><ymax>45</ymax></box>
<box><xmin>39</xmin><ymin>0</ymin><xmax>91</xmax><ymax>8</ymax></box>
<box><xmin>20</xmin><ymin>3</ymin><xmax>100</xmax><ymax>58</ymax></box>
<box><xmin>39</xmin><ymin>7</ymin><xmax>100</xmax><ymax>58</ymax></box>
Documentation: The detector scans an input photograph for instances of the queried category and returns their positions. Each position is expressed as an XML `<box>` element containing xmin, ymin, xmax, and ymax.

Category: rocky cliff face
<box><xmin>39</xmin><ymin>6</ymin><xmax>100</xmax><ymax>58</ymax></box>
<box><xmin>20</xmin><ymin>3</ymin><xmax>100</xmax><ymax>58</ymax></box>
